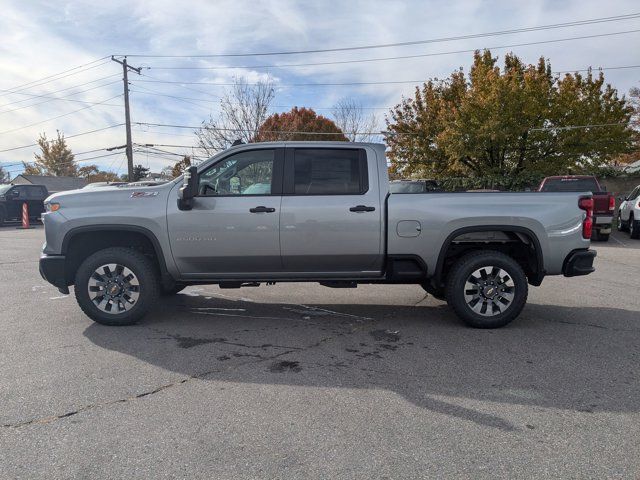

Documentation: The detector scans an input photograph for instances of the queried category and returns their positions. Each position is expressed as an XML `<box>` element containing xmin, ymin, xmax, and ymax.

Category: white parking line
<box><xmin>610</xmin><ymin>234</ymin><xmax>627</xmax><ymax>247</ymax></box>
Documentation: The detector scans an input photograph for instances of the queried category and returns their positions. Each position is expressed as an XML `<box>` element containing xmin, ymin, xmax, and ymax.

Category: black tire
<box><xmin>630</xmin><ymin>215</ymin><xmax>640</xmax><ymax>239</ymax></box>
<box><xmin>617</xmin><ymin>213</ymin><xmax>628</xmax><ymax>232</ymax></box>
<box><xmin>420</xmin><ymin>282</ymin><xmax>446</xmax><ymax>301</ymax></box>
<box><xmin>445</xmin><ymin>250</ymin><xmax>528</xmax><ymax>329</ymax></box>
<box><xmin>161</xmin><ymin>283</ymin><xmax>187</xmax><ymax>296</ymax></box>
<box><xmin>74</xmin><ymin>247</ymin><xmax>159</xmax><ymax>326</ymax></box>
<box><xmin>0</xmin><ymin>207</ymin><xmax>5</xmax><ymax>226</ymax></box>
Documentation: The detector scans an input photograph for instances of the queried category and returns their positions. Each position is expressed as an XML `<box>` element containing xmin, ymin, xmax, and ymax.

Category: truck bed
<box><xmin>387</xmin><ymin>191</ymin><xmax>590</xmax><ymax>276</ymax></box>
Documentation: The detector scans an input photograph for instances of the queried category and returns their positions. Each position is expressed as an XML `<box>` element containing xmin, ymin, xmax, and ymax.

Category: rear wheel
<box><xmin>630</xmin><ymin>215</ymin><xmax>640</xmax><ymax>239</ymax></box>
<box><xmin>617</xmin><ymin>213</ymin><xmax>628</xmax><ymax>232</ymax></box>
<box><xmin>445</xmin><ymin>251</ymin><xmax>528</xmax><ymax>328</ymax></box>
<box><xmin>74</xmin><ymin>247</ymin><xmax>159</xmax><ymax>326</ymax></box>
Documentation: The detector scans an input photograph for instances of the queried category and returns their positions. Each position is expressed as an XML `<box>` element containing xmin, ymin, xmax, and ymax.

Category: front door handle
<box><xmin>349</xmin><ymin>205</ymin><xmax>376</xmax><ymax>212</ymax></box>
<box><xmin>249</xmin><ymin>206</ymin><xmax>276</xmax><ymax>213</ymax></box>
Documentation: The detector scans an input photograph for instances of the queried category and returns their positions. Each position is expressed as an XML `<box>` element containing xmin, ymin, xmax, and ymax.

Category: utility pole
<box><xmin>111</xmin><ymin>56</ymin><xmax>141</xmax><ymax>181</ymax></box>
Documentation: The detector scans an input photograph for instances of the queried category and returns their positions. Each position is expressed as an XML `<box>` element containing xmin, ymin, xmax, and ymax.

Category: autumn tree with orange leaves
<box><xmin>255</xmin><ymin>107</ymin><xmax>347</xmax><ymax>142</ymax></box>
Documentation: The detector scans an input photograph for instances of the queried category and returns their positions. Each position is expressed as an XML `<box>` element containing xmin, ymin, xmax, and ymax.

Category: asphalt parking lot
<box><xmin>1</xmin><ymin>224</ymin><xmax>639</xmax><ymax>479</ymax></box>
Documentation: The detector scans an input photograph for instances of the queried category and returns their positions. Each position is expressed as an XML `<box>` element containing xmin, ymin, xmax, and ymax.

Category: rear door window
<box><xmin>291</xmin><ymin>149</ymin><xmax>367</xmax><ymax>195</ymax></box>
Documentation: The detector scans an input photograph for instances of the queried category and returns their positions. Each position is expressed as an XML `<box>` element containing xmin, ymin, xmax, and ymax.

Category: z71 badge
<box><xmin>130</xmin><ymin>191</ymin><xmax>159</xmax><ymax>198</ymax></box>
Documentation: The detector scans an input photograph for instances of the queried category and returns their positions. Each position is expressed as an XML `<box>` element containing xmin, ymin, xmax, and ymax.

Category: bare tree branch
<box><xmin>331</xmin><ymin>99</ymin><xmax>379</xmax><ymax>142</ymax></box>
<box><xmin>195</xmin><ymin>77</ymin><xmax>275</xmax><ymax>157</ymax></box>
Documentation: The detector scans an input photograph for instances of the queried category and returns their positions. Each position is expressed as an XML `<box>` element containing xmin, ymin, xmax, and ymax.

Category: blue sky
<box><xmin>1</xmin><ymin>0</ymin><xmax>639</xmax><ymax>178</ymax></box>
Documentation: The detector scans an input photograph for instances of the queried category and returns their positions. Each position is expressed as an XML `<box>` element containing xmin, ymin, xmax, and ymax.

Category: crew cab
<box><xmin>39</xmin><ymin>142</ymin><xmax>596</xmax><ymax>329</ymax></box>
<box><xmin>0</xmin><ymin>184</ymin><xmax>48</xmax><ymax>225</ymax></box>
<box><xmin>538</xmin><ymin>175</ymin><xmax>615</xmax><ymax>241</ymax></box>
<box><xmin>617</xmin><ymin>184</ymin><xmax>640</xmax><ymax>239</ymax></box>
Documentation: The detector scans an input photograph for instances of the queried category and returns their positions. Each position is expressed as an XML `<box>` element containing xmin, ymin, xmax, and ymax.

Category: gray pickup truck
<box><xmin>39</xmin><ymin>142</ymin><xmax>596</xmax><ymax>328</ymax></box>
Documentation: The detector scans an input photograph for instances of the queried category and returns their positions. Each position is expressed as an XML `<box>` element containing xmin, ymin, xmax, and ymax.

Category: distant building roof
<box><xmin>13</xmin><ymin>175</ymin><xmax>87</xmax><ymax>192</ymax></box>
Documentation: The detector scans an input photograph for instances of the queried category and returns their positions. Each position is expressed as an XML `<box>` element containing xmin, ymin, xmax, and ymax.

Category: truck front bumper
<box><xmin>563</xmin><ymin>249</ymin><xmax>596</xmax><ymax>277</ymax></box>
<box><xmin>39</xmin><ymin>254</ymin><xmax>69</xmax><ymax>294</ymax></box>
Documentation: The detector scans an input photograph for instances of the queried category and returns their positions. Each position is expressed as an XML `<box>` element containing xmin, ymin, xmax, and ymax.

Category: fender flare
<box><xmin>432</xmin><ymin>225</ymin><xmax>545</xmax><ymax>287</ymax></box>
<box><xmin>61</xmin><ymin>224</ymin><xmax>171</xmax><ymax>279</ymax></box>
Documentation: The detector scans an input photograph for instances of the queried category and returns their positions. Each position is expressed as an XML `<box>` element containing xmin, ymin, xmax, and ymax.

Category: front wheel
<box><xmin>74</xmin><ymin>247</ymin><xmax>159</xmax><ymax>326</ymax></box>
<box><xmin>445</xmin><ymin>251</ymin><xmax>528</xmax><ymax>328</ymax></box>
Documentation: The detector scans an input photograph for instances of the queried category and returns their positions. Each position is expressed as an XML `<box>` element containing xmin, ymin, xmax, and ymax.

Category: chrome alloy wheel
<box><xmin>463</xmin><ymin>266</ymin><xmax>515</xmax><ymax>317</ymax></box>
<box><xmin>87</xmin><ymin>263</ymin><xmax>140</xmax><ymax>314</ymax></box>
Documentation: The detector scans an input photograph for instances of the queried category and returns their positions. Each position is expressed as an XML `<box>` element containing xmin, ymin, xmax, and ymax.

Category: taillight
<box><xmin>608</xmin><ymin>196</ymin><xmax>615</xmax><ymax>212</ymax></box>
<box><xmin>579</xmin><ymin>197</ymin><xmax>593</xmax><ymax>240</ymax></box>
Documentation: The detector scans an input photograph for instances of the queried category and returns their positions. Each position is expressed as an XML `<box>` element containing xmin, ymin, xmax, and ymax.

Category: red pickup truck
<box><xmin>538</xmin><ymin>175</ymin><xmax>615</xmax><ymax>242</ymax></box>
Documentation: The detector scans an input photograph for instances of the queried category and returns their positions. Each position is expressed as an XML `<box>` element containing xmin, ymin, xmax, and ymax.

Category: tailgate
<box><xmin>593</xmin><ymin>193</ymin><xmax>612</xmax><ymax>214</ymax></box>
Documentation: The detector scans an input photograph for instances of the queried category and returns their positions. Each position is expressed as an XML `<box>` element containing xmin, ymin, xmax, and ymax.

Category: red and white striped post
<box><xmin>19</xmin><ymin>202</ymin><xmax>30</xmax><ymax>229</ymax></box>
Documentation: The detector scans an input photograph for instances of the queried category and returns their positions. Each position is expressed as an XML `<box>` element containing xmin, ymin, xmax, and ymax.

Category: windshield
<box><xmin>0</xmin><ymin>185</ymin><xmax>12</xmax><ymax>195</ymax></box>
<box><xmin>540</xmin><ymin>178</ymin><xmax>600</xmax><ymax>192</ymax></box>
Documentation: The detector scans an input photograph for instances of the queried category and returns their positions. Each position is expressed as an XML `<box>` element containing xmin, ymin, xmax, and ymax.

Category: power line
<box><xmin>134</xmin><ymin>120</ymin><xmax>630</xmax><ymax>135</ymax></box>
<box><xmin>134</xmin><ymin>63</ymin><xmax>640</xmax><ymax>88</ymax></box>
<box><xmin>130</xmin><ymin>88</ymin><xmax>392</xmax><ymax>111</ymax></box>
<box><xmin>0</xmin><ymin>93</ymin><xmax>123</xmax><ymax>136</ymax></box>
<box><xmin>0</xmin><ymin>57</ymin><xmax>111</xmax><ymax>97</ymax></box>
<box><xmin>0</xmin><ymin>123</ymin><xmax>124</xmax><ymax>153</ymax></box>
<box><xmin>0</xmin><ymin>80</ymin><xmax>122</xmax><ymax>114</ymax></box>
<box><xmin>133</xmin><ymin>30</ymin><xmax>640</xmax><ymax>77</ymax></box>
<box><xmin>5</xmin><ymin>151</ymin><xmax>124</xmax><ymax>174</ymax></box>
<box><xmin>116</xmin><ymin>13</ymin><xmax>640</xmax><ymax>58</ymax></box>
<box><xmin>529</xmin><ymin>122</ymin><xmax>629</xmax><ymax>131</ymax></box>
<box><xmin>1</xmin><ymin>147</ymin><xmax>119</xmax><ymax>168</ymax></box>
<box><xmin>130</xmin><ymin>84</ymin><xmax>219</xmax><ymax>109</ymax></box>
<box><xmin>0</xmin><ymin>74</ymin><xmax>121</xmax><ymax>109</ymax></box>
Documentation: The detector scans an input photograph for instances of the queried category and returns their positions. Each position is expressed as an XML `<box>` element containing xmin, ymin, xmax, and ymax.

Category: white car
<box><xmin>617</xmin><ymin>185</ymin><xmax>640</xmax><ymax>239</ymax></box>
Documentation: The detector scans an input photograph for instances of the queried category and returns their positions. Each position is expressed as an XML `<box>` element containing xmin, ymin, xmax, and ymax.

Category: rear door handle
<box><xmin>249</xmin><ymin>206</ymin><xmax>276</xmax><ymax>213</ymax></box>
<box><xmin>349</xmin><ymin>205</ymin><xmax>376</xmax><ymax>212</ymax></box>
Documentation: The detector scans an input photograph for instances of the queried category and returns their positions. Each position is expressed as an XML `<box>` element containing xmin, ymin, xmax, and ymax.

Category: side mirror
<box><xmin>177</xmin><ymin>166</ymin><xmax>198</xmax><ymax>211</ymax></box>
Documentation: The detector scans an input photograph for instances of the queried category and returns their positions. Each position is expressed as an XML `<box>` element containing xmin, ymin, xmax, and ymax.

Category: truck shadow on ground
<box><xmin>83</xmin><ymin>292</ymin><xmax>639</xmax><ymax>432</ymax></box>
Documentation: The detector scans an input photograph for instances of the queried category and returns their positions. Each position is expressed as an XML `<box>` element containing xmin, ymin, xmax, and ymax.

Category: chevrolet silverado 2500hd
<box><xmin>39</xmin><ymin>142</ymin><xmax>596</xmax><ymax>328</ymax></box>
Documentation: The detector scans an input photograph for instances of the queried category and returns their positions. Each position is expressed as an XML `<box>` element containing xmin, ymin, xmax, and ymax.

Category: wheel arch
<box><xmin>432</xmin><ymin>225</ymin><xmax>544</xmax><ymax>289</ymax></box>
<box><xmin>61</xmin><ymin>225</ymin><xmax>172</xmax><ymax>286</ymax></box>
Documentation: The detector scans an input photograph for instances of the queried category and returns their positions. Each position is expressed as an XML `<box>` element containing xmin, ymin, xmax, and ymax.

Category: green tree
<box><xmin>131</xmin><ymin>164</ymin><xmax>149</xmax><ymax>182</ymax></box>
<box><xmin>386</xmin><ymin>50</ymin><xmax>635</xmax><ymax>178</ymax></box>
<box><xmin>78</xmin><ymin>165</ymin><xmax>121</xmax><ymax>183</ymax></box>
<box><xmin>24</xmin><ymin>130</ymin><xmax>77</xmax><ymax>176</ymax></box>
<box><xmin>255</xmin><ymin>107</ymin><xmax>347</xmax><ymax>142</ymax></box>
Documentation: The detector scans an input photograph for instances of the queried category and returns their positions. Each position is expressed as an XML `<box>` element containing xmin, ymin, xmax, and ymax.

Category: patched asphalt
<box><xmin>1</xmin><ymin>225</ymin><xmax>639</xmax><ymax>479</ymax></box>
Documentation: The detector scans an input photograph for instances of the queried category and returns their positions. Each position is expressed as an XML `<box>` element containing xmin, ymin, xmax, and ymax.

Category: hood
<box><xmin>45</xmin><ymin>180</ymin><xmax>178</xmax><ymax>205</ymax></box>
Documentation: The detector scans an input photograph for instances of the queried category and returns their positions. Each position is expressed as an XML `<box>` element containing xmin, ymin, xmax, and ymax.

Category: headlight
<box><xmin>45</xmin><ymin>202</ymin><xmax>61</xmax><ymax>212</ymax></box>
